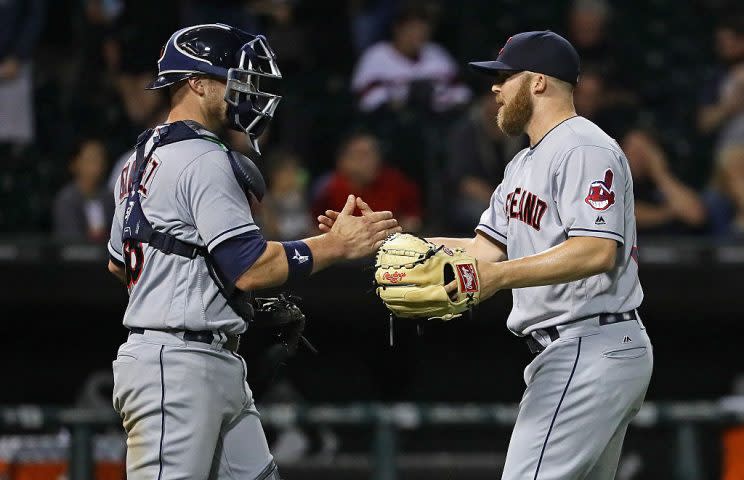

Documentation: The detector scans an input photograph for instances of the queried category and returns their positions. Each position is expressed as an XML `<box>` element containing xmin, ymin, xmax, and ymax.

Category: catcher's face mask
<box><xmin>225</xmin><ymin>35</ymin><xmax>282</xmax><ymax>152</ymax></box>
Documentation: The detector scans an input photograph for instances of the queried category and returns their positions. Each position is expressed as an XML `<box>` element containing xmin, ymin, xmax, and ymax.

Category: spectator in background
<box><xmin>445</xmin><ymin>92</ymin><xmax>524</xmax><ymax>233</ymax></box>
<box><xmin>53</xmin><ymin>138</ymin><xmax>114</xmax><ymax>242</ymax></box>
<box><xmin>259</xmin><ymin>149</ymin><xmax>313</xmax><ymax>241</ymax></box>
<box><xmin>252</xmin><ymin>0</ymin><xmax>313</xmax><ymax>75</ymax></box>
<box><xmin>312</xmin><ymin>132</ymin><xmax>422</xmax><ymax>232</ymax></box>
<box><xmin>351</xmin><ymin>5</ymin><xmax>470</xmax><ymax>114</ymax></box>
<box><xmin>622</xmin><ymin>128</ymin><xmax>707</xmax><ymax>235</ymax></box>
<box><xmin>698</xmin><ymin>15</ymin><xmax>744</xmax><ymax>136</ymax></box>
<box><xmin>349</xmin><ymin>0</ymin><xmax>398</xmax><ymax>54</ymax></box>
<box><xmin>567</xmin><ymin>0</ymin><xmax>612</xmax><ymax>66</ymax></box>
<box><xmin>97</xmin><ymin>1</ymin><xmax>178</xmax><ymax>175</ymax></box>
<box><xmin>573</xmin><ymin>69</ymin><xmax>606</xmax><ymax>122</ymax></box>
<box><xmin>107</xmin><ymin>84</ymin><xmax>168</xmax><ymax>191</ymax></box>
<box><xmin>573</xmin><ymin>69</ymin><xmax>636</xmax><ymax>139</ymax></box>
<box><xmin>566</xmin><ymin>0</ymin><xmax>628</xmax><ymax>88</ymax></box>
<box><xmin>715</xmin><ymin>64</ymin><xmax>744</xmax><ymax>157</ymax></box>
<box><xmin>0</xmin><ymin>0</ymin><xmax>44</xmax><ymax>152</ymax></box>
<box><xmin>106</xmin><ymin>0</ymin><xmax>179</xmax><ymax>75</ymax></box>
<box><xmin>705</xmin><ymin>145</ymin><xmax>744</xmax><ymax>236</ymax></box>
<box><xmin>181</xmin><ymin>0</ymin><xmax>258</xmax><ymax>32</ymax></box>
<box><xmin>251</xmin><ymin>0</ymin><xmax>315</xmax><ymax>157</ymax></box>
<box><xmin>566</xmin><ymin>0</ymin><xmax>637</xmax><ymax>130</ymax></box>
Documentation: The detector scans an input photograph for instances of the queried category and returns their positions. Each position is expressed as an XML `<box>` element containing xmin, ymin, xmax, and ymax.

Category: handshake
<box><xmin>319</xmin><ymin>196</ymin><xmax>481</xmax><ymax>322</ymax></box>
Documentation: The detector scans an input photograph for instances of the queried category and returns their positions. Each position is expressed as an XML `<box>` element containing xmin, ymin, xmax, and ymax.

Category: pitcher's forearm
<box><xmin>426</xmin><ymin>236</ymin><xmax>473</xmax><ymax>250</ymax></box>
<box><xmin>428</xmin><ymin>233</ymin><xmax>507</xmax><ymax>263</ymax></box>
<box><xmin>478</xmin><ymin>237</ymin><xmax>616</xmax><ymax>300</ymax></box>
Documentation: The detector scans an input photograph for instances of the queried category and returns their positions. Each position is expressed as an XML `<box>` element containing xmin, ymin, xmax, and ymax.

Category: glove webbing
<box><xmin>375</xmin><ymin>244</ymin><xmax>444</xmax><ymax>269</ymax></box>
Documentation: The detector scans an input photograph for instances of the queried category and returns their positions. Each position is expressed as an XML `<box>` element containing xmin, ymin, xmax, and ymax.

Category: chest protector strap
<box><xmin>122</xmin><ymin>121</ymin><xmax>264</xmax><ymax>321</ymax></box>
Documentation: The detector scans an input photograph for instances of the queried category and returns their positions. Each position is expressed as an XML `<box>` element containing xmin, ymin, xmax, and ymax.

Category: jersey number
<box><xmin>123</xmin><ymin>241</ymin><xmax>144</xmax><ymax>289</ymax></box>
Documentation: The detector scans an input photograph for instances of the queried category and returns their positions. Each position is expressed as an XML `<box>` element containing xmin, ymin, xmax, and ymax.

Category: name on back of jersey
<box><xmin>117</xmin><ymin>156</ymin><xmax>162</xmax><ymax>201</ymax></box>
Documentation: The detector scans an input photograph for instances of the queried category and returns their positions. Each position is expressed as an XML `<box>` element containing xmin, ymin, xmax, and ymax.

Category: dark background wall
<box><xmin>2</xmin><ymin>241</ymin><xmax>742</xmax><ymax>406</ymax></box>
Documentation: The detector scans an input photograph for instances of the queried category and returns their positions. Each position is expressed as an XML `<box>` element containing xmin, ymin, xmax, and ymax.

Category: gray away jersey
<box><xmin>476</xmin><ymin>116</ymin><xmax>643</xmax><ymax>336</ymax></box>
<box><xmin>108</xmin><ymin>126</ymin><xmax>258</xmax><ymax>335</ymax></box>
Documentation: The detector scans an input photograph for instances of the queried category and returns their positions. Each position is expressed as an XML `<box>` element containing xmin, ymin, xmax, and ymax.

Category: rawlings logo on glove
<box><xmin>374</xmin><ymin>233</ymin><xmax>481</xmax><ymax>321</ymax></box>
<box><xmin>382</xmin><ymin>271</ymin><xmax>407</xmax><ymax>283</ymax></box>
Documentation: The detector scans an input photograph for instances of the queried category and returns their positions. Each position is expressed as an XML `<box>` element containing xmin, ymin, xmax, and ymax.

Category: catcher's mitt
<box><xmin>242</xmin><ymin>294</ymin><xmax>315</xmax><ymax>398</ymax></box>
<box><xmin>250</xmin><ymin>294</ymin><xmax>313</xmax><ymax>356</ymax></box>
<box><xmin>374</xmin><ymin>233</ymin><xmax>481</xmax><ymax>321</ymax></box>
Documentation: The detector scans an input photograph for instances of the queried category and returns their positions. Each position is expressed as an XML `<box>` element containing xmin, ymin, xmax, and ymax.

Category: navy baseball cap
<box><xmin>469</xmin><ymin>31</ymin><xmax>581</xmax><ymax>85</ymax></box>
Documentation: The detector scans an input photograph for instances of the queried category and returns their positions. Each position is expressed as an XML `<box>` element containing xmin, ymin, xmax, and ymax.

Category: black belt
<box><xmin>525</xmin><ymin>311</ymin><xmax>638</xmax><ymax>354</ymax></box>
<box><xmin>129</xmin><ymin>327</ymin><xmax>240</xmax><ymax>352</ymax></box>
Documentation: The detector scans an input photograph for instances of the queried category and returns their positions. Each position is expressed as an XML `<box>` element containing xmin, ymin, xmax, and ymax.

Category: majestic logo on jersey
<box><xmin>584</xmin><ymin>169</ymin><xmax>616</xmax><ymax>211</ymax></box>
<box><xmin>292</xmin><ymin>249</ymin><xmax>309</xmax><ymax>264</ymax></box>
<box><xmin>382</xmin><ymin>271</ymin><xmax>406</xmax><ymax>284</ymax></box>
<box><xmin>504</xmin><ymin>187</ymin><xmax>548</xmax><ymax>231</ymax></box>
<box><xmin>456</xmin><ymin>264</ymin><xmax>478</xmax><ymax>292</ymax></box>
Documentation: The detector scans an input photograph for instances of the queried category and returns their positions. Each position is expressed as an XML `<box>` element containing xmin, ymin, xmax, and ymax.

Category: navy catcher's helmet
<box><xmin>147</xmin><ymin>23</ymin><xmax>282</xmax><ymax>150</ymax></box>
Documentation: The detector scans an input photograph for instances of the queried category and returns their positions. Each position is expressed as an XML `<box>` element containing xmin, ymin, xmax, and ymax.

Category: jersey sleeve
<box><xmin>107</xmin><ymin>178</ymin><xmax>125</xmax><ymax>265</ymax></box>
<box><xmin>554</xmin><ymin>145</ymin><xmax>626</xmax><ymax>245</ymax></box>
<box><xmin>474</xmin><ymin>181</ymin><xmax>508</xmax><ymax>244</ymax></box>
<box><xmin>178</xmin><ymin>150</ymin><xmax>259</xmax><ymax>252</ymax></box>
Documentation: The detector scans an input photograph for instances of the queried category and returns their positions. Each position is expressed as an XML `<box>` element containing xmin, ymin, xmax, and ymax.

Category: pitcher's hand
<box><xmin>318</xmin><ymin>197</ymin><xmax>378</xmax><ymax>232</ymax></box>
<box><xmin>327</xmin><ymin>196</ymin><xmax>401</xmax><ymax>259</ymax></box>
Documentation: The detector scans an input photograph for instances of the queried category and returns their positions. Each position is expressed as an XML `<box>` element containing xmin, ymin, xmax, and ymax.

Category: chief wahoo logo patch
<box><xmin>584</xmin><ymin>169</ymin><xmax>616</xmax><ymax>211</ymax></box>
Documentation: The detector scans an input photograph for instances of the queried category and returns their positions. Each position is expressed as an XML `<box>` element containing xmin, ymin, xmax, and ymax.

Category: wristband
<box><xmin>281</xmin><ymin>240</ymin><xmax>313</xmax><ymax>281</ymax></box>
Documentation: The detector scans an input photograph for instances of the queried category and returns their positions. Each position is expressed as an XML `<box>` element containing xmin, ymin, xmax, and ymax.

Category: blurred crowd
<box><xmin>1</xmin><ymin>0</ymin><xmax>744</xmax><ymax>241</ymax></box>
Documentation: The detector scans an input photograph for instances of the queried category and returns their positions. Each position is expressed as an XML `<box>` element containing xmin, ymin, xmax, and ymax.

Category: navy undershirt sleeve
<box><xmin>211</xmin><ymin>230</ymin><xmax>268</xmax><ymax>284</ymax></box>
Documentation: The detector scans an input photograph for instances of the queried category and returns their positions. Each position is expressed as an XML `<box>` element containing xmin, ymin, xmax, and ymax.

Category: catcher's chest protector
<box><xmin>121</xmin><ymin>121</ymin><xmax>263</xmax><ymax>321</ymax></box>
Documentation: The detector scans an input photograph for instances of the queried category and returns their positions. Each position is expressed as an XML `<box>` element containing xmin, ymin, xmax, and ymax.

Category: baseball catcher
<box><xmin>107</xmin><ymin>23</ymin><xmax>400</xmax><ymax>480</ymax></box>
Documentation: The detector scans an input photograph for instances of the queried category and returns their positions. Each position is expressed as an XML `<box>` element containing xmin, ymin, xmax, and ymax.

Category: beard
<box><xmin>497</xmin><ymin>75</ymin><xmax>534</xmax><ymax>136</ymax></box>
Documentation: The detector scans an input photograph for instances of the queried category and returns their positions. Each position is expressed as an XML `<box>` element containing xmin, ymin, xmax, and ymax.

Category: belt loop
<box><xmin>162</xmin><ymin>235</ymin><xmax>175</xmax><ymax>254</ymax></box>
<box><xmin>213</xmin><ymin>331</ymin><xmax>225</xmax><ymax>350</ymax></box>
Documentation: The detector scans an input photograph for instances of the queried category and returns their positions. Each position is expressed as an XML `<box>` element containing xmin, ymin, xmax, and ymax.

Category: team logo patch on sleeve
<box><xmin>584</xmin><ymin>169</ymin><xmax>616</xmax><ymax>211</ymax></box>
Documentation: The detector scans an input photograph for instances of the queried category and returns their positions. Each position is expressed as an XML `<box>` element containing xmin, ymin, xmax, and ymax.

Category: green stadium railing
<box><xmin>1</xmin><ymin>401</ymin><xmax>743</xmax><ymax>480</ymax></box>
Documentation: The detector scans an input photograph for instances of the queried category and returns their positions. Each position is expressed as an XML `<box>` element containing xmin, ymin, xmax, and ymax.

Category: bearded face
<box><xmin>496</xmin><ymin>73</ymin><xmax>534</xmax><ymax>137</ymax></box>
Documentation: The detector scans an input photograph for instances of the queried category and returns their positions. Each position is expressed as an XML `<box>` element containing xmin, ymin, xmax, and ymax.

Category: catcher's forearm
<box><xmin>478</xmin><ymin>237</ymin><xmax>616</xmax><ymax>300</ymax></box>
<box><xmin>235</xmin><ymin>242</ymin><xmax>289</xmax><ymax>290</ymax></box>
<box><xmin>236</xmin><ymin>234</ymin><xmax>347</xmax><ymax>290</ymax></box>
<box><xmin>303</xmin><ymin>232</ymin><xmax>347</xmax><ymax>273</ymax></box>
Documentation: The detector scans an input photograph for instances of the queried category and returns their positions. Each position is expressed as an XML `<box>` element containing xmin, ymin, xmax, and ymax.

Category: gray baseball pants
<box><xmin>112</xmin><ymin>329</ymin><xmax>279</xmax><ymax>480</ymax></box>
<box><xmin>502</xmin><ymin>315</ymin><xmax>653</xmax><ymax>479</ymax></box>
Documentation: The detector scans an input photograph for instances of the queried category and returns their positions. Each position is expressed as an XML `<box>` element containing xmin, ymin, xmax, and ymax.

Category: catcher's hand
<box><xmin>374</xmin><ymin>233</ymin><xmax>480</xmax><ymax>321</ymax></box>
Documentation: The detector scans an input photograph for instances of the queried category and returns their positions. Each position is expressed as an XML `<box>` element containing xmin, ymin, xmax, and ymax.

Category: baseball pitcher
<box><xmin>320</xmin><ymin>31</ymin><xmax>652</xmax><ymax>480</ymax></box>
